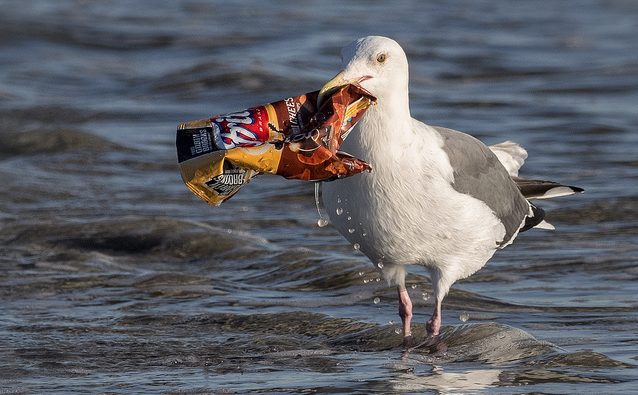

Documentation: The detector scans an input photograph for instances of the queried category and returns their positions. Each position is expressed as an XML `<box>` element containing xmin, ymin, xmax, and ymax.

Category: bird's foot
<box><xmin>397</xmin><ymin>286</ymin><xmax>413</xmax><ymax>345</ymax></box>
<box><xmin>426</xmin><ymin>317</ymin><xmax>441</xmax><ymax>336</ymax></box>
<box><xmin>402</xmin><ymin>334</ymin><xmax>414</xmax><ymax>348</ymax></box>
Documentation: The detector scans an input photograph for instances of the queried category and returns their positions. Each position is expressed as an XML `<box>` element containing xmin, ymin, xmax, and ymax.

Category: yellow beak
<box><xmin>317</xmin><ymin>70</ymin><xmax>348</xmax><ymax>107</ymax></box>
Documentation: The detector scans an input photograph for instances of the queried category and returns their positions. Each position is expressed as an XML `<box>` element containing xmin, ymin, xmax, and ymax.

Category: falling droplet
<box><xmin>348</xmin><ymin>228</ymin><xmax>355</xmax><ymax>234</ymax></box>
<box><xmin>394</xmin><ymin>328</ymin><xmax>401</xmax><ymax>335</ymax></box>
<box><xmin>459</xmin><ymin>312</ymin><xmax>470</xmax><ymax>322</ymax></box>
<box><xmin>373</xmin><ymin>297</ymin><xmax>380</xmax><ymax>304</ymax></box>
<box><xmin>336</xmin><ymin>207</ymin><xmax>343</xmax><ymax>216</ymax></box>
<box><xmin>314</xmin><ymin>183</ymin><xmax>330</xmax><ymax>228</ymax></box>
<box><xmin>353</xmin><ymin>243</ymin><xmax>360</xmax><ymax>251</ymax></box>
<box><xmin>422</xmin><ymin>292</ymin><xmax>429</xmax><ymax>301</ymax></box>
<box><xmin>377</xmin><ymin>262</ymin><xmax>384</xmax><ymax>269</ymax></box>
<box><xmin>411</xmin><ymin>284</ymin><xmax>417</xmax><ymax>289</ymax></box>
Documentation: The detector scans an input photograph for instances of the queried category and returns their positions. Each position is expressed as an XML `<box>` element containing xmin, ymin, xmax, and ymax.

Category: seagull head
<box><xmin>318</xmin><ymin>36</ymin><xmax>409</xmax><ymax>106</ymax></box>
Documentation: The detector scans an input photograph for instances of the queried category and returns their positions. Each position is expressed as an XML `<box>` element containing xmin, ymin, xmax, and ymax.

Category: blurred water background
<box><xmin>1</xmin><ymin>0</ymin><xmax>637</xmax><ymax>393</ymax></box>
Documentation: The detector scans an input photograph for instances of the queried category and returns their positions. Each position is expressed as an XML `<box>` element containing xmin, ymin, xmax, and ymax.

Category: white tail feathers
<box><xmin>489</xmin><ymin>141</ymin><xmax>528</xmax><ymax>177</ymax></box>
<box><xmin>534</xmin><ymin>220</ymin><xmax>555</xmax><ymax>230</ymax></box>
<box><xmin>531</xmin><ymin>186</ymin><xmax>582</xmax><ymax>200</ymax></box>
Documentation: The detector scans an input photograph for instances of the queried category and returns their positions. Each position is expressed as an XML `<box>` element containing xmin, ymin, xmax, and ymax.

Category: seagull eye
<box><xmin>376</xmin><ymin>53</ymin><xmax>387</xmax><ymax>63</ymax></box>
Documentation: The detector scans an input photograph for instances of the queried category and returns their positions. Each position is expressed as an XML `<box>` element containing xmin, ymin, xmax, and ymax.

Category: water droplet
<box><xmin>411</xmin><ymin>284</ymin><xmax>417</xmax><ymax>289</ymax></box>
<box><xmin>362</xmin><ymin>232</ymin><xmax>367</xmax><ymax>237</ymax></box>
<box><xmin>363</xmin><ymin>279</ymin><xmax>369</xmax><ymax>284</ymax></box>
<box><xmin>358</xmin><ymin>271</ymin><xmax>364</xmax><ymax>276</ymax></box>
<box><xmin>353</xmin><ymin>243</ymin><xmax>360</xmax><ymax>251</ymax></box>
<box><xmin>314</xmin><ymin>183</ymin><xmax>330</xmax><ymax>228</ymax></box>
<box><xmin>348</xmin><ymin>228</ymin><xmax>355</xmax><ymax>234</ymax></box>
<box><xmin>459</xmin><ymin>312</ymin><xmax>470</xmax><ymax>322</ymax></box>
<box><xmin>377</xmin><ymin>262</ymin><xmax>384</xmax><ymax>269</ymax></box>
<box><xmin>421</xmin><ymin>292</ymin><xmax>429</xmax><ymax>301</ymax></box>
<box><xmin>394</xmin><ymin>328</ymin><xmax>401</xmax><ymax>335</ymax></box>
<box><xmin>375</xmin><ymin>278</ymin><xmax>380</xmax><ymax>282</ymax></box>
<box><xmin>336</xmin><ymin>207</ymin><xmax>343</xmax><ymax>216</ymax></box>
<box><xmin>347</xmin><ymin>216</ymin><xmax>352</xmax><ymax>221</ymax></box>
<box><xmin>337</xmin><ymin>197</ymin><xmax>342</xmax><ymax>204</ymax></box>
<box><xmin>388</xmin><ymin>320</ymin><xmax>394</xmax><ymax>325</ymax></box>
<box><xmin>373</xmin><ymin>297</ymin><xmax>380</xmax><ymax>304</ymax></box>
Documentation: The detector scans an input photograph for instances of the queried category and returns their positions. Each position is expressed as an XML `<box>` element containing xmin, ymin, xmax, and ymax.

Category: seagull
<box><xmin>317</xmin><ymin>36</ymin><xmax>582</xmax><ymax>344</ymax></box>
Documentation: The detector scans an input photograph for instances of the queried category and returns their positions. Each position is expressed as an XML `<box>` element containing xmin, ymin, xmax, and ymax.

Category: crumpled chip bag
<box><xmin>176</xmin><ymin>84</ymin><xmax>376</xmax><ymax>205</ymax></box>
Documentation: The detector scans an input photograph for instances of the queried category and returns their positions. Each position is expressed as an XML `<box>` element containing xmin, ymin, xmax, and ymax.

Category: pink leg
<box><xmin>397</xmin><ymin>286</ymin><xmax>413</xmax><ymax>343</ymax></box>
<box><xmin>426</xmin><ymin>298</ymin><xmax>441</xmax><ymax>336</ymax></box>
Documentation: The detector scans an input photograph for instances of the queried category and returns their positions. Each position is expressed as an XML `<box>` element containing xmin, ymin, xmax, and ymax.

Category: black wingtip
<box><xmin>520</xmin><ymin>203</ymin><xmax>546</xmax><ymax>233</ymax></box>
<box><xmin>514</xmin><ymin>177</ymin><xmax>584</xmax><ymax>200</ymax></box>
<box><xmin>570</xmin><ymin>185</ymin><xmax>585</xmax><ymax>194</ymax></box>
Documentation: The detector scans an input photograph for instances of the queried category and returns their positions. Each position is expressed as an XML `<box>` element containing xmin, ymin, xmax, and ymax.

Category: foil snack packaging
<box><xmin>176</xmin><ymin>84</ymin><xmax>376</xmax><ymax>205</ymax></box>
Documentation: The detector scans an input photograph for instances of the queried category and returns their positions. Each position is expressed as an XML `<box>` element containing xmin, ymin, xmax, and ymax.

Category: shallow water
<box><xmin>1</xmin><ymin>0</ymin><xmax>637</xmax><ymax>393</ymax></box>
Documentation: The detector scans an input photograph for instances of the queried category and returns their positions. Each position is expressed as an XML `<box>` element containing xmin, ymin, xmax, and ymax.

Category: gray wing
<box><xmin>433</xmin><ymin>126</ymin><xmax>530</xmax><ymax>246</ymax></box>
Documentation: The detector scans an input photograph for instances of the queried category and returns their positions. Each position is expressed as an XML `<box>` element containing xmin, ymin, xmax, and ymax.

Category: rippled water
<box><xmin>1</xmin><ymin>1</ymin><xmax>637</xmax><ymax>393</ymax></box>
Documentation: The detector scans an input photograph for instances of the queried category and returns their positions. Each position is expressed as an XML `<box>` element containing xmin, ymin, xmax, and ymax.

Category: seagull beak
<box><xmin>317</xmin><ymin>70</ymin><xmax>348</xmax><ymax>107</ymax></box>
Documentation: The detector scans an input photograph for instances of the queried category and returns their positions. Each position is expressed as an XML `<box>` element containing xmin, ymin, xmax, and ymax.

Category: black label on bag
<box><xmin>176</xmin><ymin>127</ymin><xmax>216</xmax><ymax>162</ymax></box>
<box><xmin>205</xmin><ymin>167</ymin><xmax>246</xmax><ymax>195</ymax></box>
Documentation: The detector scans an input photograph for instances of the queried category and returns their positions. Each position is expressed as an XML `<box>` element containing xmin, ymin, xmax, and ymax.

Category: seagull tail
<box><xmin>521</xmin><ymin>202</ymin><xmax>547</xmax><ymax>232</ymax></box>
<box><xmin>516</xmin><ymin>178</ymin><xmax>584</xmax><ymax>232</ymax></box>
<box><xmin>513</xmin><ymin>177</ymin><xmax>584</xmax><ymax>200</ymax></box>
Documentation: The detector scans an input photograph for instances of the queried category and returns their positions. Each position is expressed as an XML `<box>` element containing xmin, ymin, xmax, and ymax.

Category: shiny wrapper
<box><xmin>176</xmin><ymin>84</ymin><xmax>376</xmax><ymax>205</ymax></box>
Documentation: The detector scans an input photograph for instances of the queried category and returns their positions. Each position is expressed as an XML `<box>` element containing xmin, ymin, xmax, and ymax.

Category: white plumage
<box><xmin>488</xmin><ymin>141</ymin><xmax>528</xmax><ymax>177</ymax></box>
<box><xmin>318</xmin><ymin>36</ymin><xmax>582</xmax><ymax>341</ymax></box>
